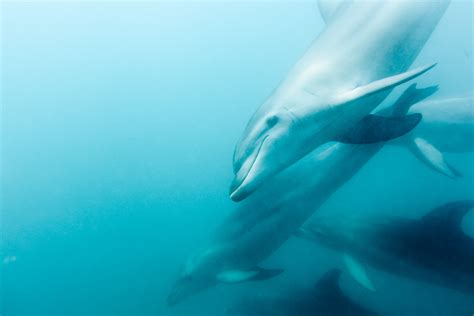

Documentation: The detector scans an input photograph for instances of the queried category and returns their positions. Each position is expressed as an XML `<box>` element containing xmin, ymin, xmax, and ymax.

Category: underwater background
<box><xmin>1</xmin><ymin>1</ymin><xmax>473</xmax><ymax>315</ymax></box>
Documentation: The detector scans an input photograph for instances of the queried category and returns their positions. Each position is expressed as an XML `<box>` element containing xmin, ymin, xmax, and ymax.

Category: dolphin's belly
<box><xmin>352</xmin><ymin>220</ymin><xmax>474</xmax><ymax>294</ymax></box>
<box><xmin>366</xmin><ymin>251</ymin><xmax>474</xmax><ymax>293</ymax></box>
<box><xmin>354</xmin><ymin>239</ymin><xmax>474</xmax><ymax>294</ymax></box>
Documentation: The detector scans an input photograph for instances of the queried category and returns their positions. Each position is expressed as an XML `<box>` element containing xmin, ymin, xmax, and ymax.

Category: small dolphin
<box><xmin>390</xmin><ymin>85</ymin><xmax>474</xmax><ymax>178</ymax></box>
<box><xmin>298</xmin><ymin>200</ymin><xmax>474</xmax><ymax>294</ymax></box>
<box><xmin>230</xmin><ymin>0</ymin><xmax>449</xmax><ymax>201</ymax></box>
<box><xmin>226</xmin><ymin>269</ymin><xmax>378</xmax><ymax>316</ymax></box>
<box><xmin>167</xmin><ymin>85</ymin><xmax>431</xmax><ymax>306</ymax></box>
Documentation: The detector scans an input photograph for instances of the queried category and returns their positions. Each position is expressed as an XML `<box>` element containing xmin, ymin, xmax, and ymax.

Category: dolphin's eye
<box><xmin>266</xmin><ymin>115</ymin><xmax>279</xmax><ymax>127</ymax></box>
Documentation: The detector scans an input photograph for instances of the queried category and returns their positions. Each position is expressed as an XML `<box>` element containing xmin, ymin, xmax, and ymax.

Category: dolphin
<box><xmin>226</xmin><ymin>269</ymin><xmax>378</xmax><ymax>316</ymax></box>
<box><xmin>166</xmin><ymin>85</ymin><xmax>432</xmax><ymax>306</ymax></box>
<box><xmin>230</xmin><ymin>0</ymin><xmax>449</xmax><ymax>201</ymax></box>
<box><xmin>389</xmin><ymin>85</ymin><xmax>474</xmax><ymax>178</ymax></box>
<box><xmin>297</xmin><ymin>200</ymin><xmax>474</xmax><ymax>294</ymax></box>
<box><xmin>167</xmin><ymin>142</ymin><xmax>380</xmax><ymax>306</ymax></box>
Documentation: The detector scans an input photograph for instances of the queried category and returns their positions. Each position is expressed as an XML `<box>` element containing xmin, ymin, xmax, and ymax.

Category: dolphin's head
<box><xmin>166</xmin><ymin>248</ymin><xmax>222</xmax><ymax>306</ymax></box>
<box><xmin>228</xmin><ymin>62</ymin><xmax>438</xmax><ymax>202</ymax></box>
<box><xmin>231</xmin><ymin>108</ymin><xmax>298</xmax><ymax>201</ymax></box>
<box><xmin>230</xmin><ymin>84</ymin><xmax>342</xmax><ymax>203</ymax></box>
<box><xmin>229</xmin><ymin>93</ymin><xmax>332</xmax><ymax>202</ymax></box>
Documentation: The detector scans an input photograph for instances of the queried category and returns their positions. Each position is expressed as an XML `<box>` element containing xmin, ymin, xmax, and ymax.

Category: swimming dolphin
<box><xmin>297</xmin><ymin>200</ymin><xmax>474</xmax><ymax>294</ymax></box>
<box><xmin>389</xmin><ymin>85</ymin><xmax>474</xmax><ymax>178</ymax></box>
<box><xmin>166</xmin><ymin>85</ymin><xmax>431</xmax><ymax>306</ymax></box>
<box><xmin>167</xmin><ymin>143</ymin><xmax>377</xmax><ymax>306</ymax></box>
<box><xmin>230</xmin><ymin>0</ymin><xmax>449</xmax><ymax>201</ymax></box>
<box><xmin>226</xmin><ymin>269</ymin><xmax>378</xmax><ymax>316</ymax></box>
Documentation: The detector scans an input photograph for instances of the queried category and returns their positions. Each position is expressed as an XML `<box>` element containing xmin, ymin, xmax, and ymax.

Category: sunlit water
<box><xmin>1</xmin><ymin>1</ymin><xmax>473</xmax><ymax>315</ymax></box>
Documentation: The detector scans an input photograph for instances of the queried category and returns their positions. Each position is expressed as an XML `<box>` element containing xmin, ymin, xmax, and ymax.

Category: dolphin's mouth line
<box><xmin>232</xmin><ymin>135</ymin><xmax>269</xmax><ymax>194</ymax></box>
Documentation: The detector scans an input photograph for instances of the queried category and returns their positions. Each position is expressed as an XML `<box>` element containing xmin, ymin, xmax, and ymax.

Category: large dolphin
<box><xmin>389</xmin><ymin>86</ymin><xmax>474</xmax><ymax>178</ymax></box>
<box><xmin>230</xmin><ymin>0</ymin><xmax>450</xmax><ymax>201</ymax></box>
<box><xmin>226</xmin><ymin>269</ymin><xmax>378</xmax><ymax>316</ymax></box>
<box><xmin>298</xmin><ymin>200</ymin><xmax>474</xmax><ymax>294</ymax></box>
<box><xmin>166</xmin><ymin>86</ymin><xmax>432</xmax><ymax>306</ymax></box>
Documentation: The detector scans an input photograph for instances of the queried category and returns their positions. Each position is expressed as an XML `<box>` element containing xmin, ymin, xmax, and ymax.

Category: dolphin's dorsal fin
<box><xmin>420</xmin><ymin>200</ymin><xmax>474</xmax><ymax>233</ymax></box>
<box><xmin>392</xmin><ymin>84</ymin><xmax>439</xmax><ymax>116</ymax></box>
<box><xmin>317</xmin><ymin>0</ymin><xmax>349</xmax><ymax>24</ymax></box>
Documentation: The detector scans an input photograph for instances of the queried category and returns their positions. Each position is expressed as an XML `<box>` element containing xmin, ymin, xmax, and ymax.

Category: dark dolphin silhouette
<box><xmin>298</xmin><ymin>200</ymin><xmax>474</xmax><ymax>294</ymax></box>
<box><xmin>226</xmin><ymin>269</ymin><xmax>378</xmax><ymax>316</ymax></box>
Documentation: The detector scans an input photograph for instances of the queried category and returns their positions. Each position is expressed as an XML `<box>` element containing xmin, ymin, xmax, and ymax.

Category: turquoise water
<box><xmin>1</xmin><ymin>1</ymin><xmax>473</xmax><ymax>315</ymax></box>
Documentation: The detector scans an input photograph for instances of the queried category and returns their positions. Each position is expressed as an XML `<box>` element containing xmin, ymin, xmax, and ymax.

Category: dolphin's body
<box><xmin>226</xmin><ymin>269</ymin><xmax>378</xmax><ymax>316</ymax></box>
<box><xmin>406</xmin><ymin>95</ymin><xmax>474</xmax><ymax>152</ymax></box>
<box><xmin>166</xmin><ymin>85</ymin><xmax>435</xmax><ymax>306</ymax></box>
<box><xmin>231</xmin><ymin>0</ymin><xmax>449</xmax><ymax>201</ymax></box>
<box><xmin>390</xmin><ymin>91</ymin><xmax>474</xmax><ymax>177</ymax></box>
<box><xmin>167</xmin><ymin>142</ymin><xmax>383</xmax><ymax>306</ymax></box>
<box><xmin>298</xmin><ymin>201</ymin><xmax>474</xmax><ymax>294</ymax></box>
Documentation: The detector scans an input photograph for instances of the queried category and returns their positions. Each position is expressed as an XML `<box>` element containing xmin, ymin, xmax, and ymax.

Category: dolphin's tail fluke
<box><xmin>392</xmin><ymin>83</ymin><xmax>439</xmax><ymax>116</ymax></box>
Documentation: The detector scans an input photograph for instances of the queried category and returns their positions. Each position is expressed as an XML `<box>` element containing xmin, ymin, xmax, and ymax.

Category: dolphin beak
<box><xmin>229</xmin><ymin>169</ymin><xmax>253</xmax><ymax>202</ymax></box>
<box><xmin>229</xmin><ymin>136</ymin><xmax>268</xmax><ymax>202</ymax></box>
<box><xmin>229</xmin><ymin>177</ymin><xmax>249</xmax><ymax>202</ymax></box>
<box><xmin>229</xmin><ymin>177</ymin><xmax>244</xmax><ymax>201</ymax></box>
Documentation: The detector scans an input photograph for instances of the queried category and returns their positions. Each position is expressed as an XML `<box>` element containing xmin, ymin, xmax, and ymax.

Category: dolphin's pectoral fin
<box><xmin>334</xmin><ymin>113</ymin><xmax>422</xmax><ymax>144</ymax></box>
<box><xmin>217</xmin><ymin>270</ymin><xmax>258</xmax><ymax>283</ymax></box>
<box><xmin>217</xmin><ymin>267</ymin><xmax>283</xmax><ymax>283</ymax></box>
<box><xmin>335</xmin><ymin>64</ymin><xmax>436</xmax><ymax>108</ymax></box>
<box><xmin>392</xmin><ymin>84</ymin><xmax>439</xmax><ymax>116</ymax></box>
<box><xmin>250</xmin><ymin>267</ymin><xmax>284</xmax><ymax>281</ymax></box>
<box><xmin>409</xmin><ymin>137</ymin><xmax>462</xmax><ymax>179</ymax></box>
<box><xmin>343</xmin><ymin>253</ymin><xmax>376</xmax><ymax>292</ymax></box>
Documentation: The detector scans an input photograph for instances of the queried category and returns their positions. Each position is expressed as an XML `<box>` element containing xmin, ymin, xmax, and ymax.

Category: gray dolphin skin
<box><xmin>390</xmin><ymin>88</ymin><xmax>474</xmax><ymax>178</ymax></box>
<box><xmin>166</xmin><ymin>85</ymin><xmax>433</xmax><ymax>306</ymax></box>
<box><xmin>167</xmin><ymin>143</ymin><xmax>381</xmax><ymax>306</ymax></box>
<box><xmin>226</xmin><ymin>269</ymin><xmax>378</xmax><ymax>316</ymax></box>
<box><xmin>230</xmin><ymin>0</ymin><xmax>449</xmax><ymax>201</ymax></box>
<box><xmin>407</xmin><ymin>95</ymin><xmax>474</xmax><ymax>153</ymax></box>
<box><xmin>299</xmin><ymin>201</ymin><xmax>474</xmax><ymax>294</ymax></box>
